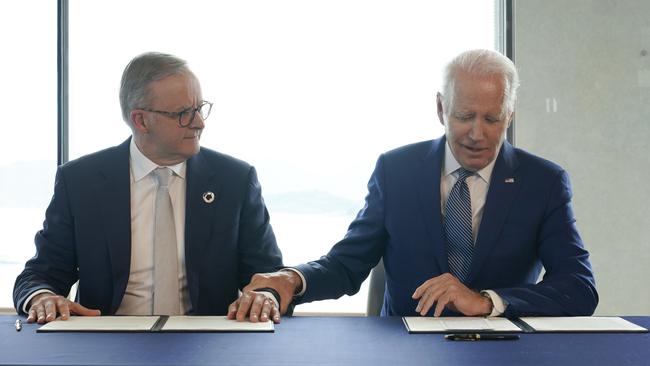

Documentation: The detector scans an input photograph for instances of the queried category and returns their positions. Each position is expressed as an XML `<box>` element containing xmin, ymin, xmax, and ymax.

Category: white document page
<box><xmin>519</xmin><ymin>317</ymin><xmax>648</xmax><ymax>332</ymax></box>
<box><xmin>161</xmin><ymin>316</ymin><xmax>274</xmax><ymax>332</ymax></box>
<box><xmin>403</xmin><ymin>316</ymin><xmax>521</xmax><ymax>333</ymax></box>
<box><xmin>37</xmin><ymin>316</ymin><xmax>159</xmax><ymax>332</ymax></box>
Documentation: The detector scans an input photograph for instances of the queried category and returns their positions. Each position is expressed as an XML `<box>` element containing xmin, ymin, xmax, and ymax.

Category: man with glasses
<box><xmin>14</xmin><ymin>52</ymin><xmax>284</xmax><ymax>323</ymax></box>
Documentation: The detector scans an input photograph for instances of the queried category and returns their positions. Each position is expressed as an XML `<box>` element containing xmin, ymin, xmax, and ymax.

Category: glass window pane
<box><xmin>69</xmin><ymin>0</ymin><xmax>496</xmax><ymax>314</ymax></box>
<box><xmin>0</xmin><ymin>2</ymin><xmax>57</xmax><ymax>309</ymax></box>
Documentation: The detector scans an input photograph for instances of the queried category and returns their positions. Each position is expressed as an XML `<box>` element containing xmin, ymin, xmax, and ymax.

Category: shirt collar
<box><xmin>129</xmin><ymin>137</ymin><xmax>186</xmax><ymax>182</ymax></box>
<box><xmin>443</xmin><ymin>140</ymin><xmax>499</xmax><ymax>184</ymax></box>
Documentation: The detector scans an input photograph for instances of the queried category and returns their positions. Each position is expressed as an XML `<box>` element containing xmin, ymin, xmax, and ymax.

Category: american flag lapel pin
<box><xmin>504</xmin><ymin>178</ymin><xmax>515</xmax><ymax>183</ymax></box>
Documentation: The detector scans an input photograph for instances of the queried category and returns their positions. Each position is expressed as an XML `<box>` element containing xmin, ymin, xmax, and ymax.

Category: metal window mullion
<box><xmin>505</xmin><ymin>0</ymin><xmax>515</xmax><ymax>145</ymax></box>
<box><xmin>57</xmin><ymin>0</ymin><xmax>69</xmax><ymax>165</ymax></box>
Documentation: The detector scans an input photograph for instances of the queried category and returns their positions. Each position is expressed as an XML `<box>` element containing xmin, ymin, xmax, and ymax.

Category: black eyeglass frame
<box><xmin>139</xmin><ymin>100</ymin><xmax>213</xmax><ymax>127</ymax></box>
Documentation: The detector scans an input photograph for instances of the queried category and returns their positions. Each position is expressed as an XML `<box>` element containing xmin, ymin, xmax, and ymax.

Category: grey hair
<box><xmin>441</xmin><ymin>49</ymin><xmax>519</xmax><ymax>118</ymax></box>
<box><xmin>119</xmin><ymin>52</ymin><xmax>191</xmax><ymax>123</ymax></box>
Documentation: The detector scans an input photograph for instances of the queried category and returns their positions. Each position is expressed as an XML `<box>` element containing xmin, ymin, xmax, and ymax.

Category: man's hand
<box><xmin>27</xmin><ymin>293</ymin><xmax>101</xmax><ymax>324</ymax></box>
<box><xmin>227</xmin><ymin>271</ymin><xmax>302</xmax><ymax>323</ymax></box>
<box><xmin>411</xmin><ymin>273</ymin><xmax>492</xmax><ymax>317</ymax></box>
<box><xmin>227</xmin><ymin>291</ymin><xmax>281</xmax><ymax>323</ymax></box>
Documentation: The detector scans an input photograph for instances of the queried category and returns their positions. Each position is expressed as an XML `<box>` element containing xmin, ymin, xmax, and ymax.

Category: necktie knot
<box><xmin>456</xmin><ymin>168</ymin><xmax>474</xmax><ymax>182</ymax></box>
<box><xmin>154</xmin><ymin>167</ymin><xmax>172</xmax><ymax>188</ymax></box>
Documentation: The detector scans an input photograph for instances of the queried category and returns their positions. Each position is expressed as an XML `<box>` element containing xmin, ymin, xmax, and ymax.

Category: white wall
<box><xmin>514</xmin><ymin>0</ymin><xmax>650</xmax><ymax>315</ymax></box>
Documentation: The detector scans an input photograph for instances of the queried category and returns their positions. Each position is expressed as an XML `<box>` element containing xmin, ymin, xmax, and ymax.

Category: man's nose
<box><xmin>468</xmin><ymin>121</ymin><xmax>484</xmax><ymax>141</ymax></box>
<box><xmin>189</xmin><ymin>112</ymin><xmax>205</xmax><ymax>129</ymax></box>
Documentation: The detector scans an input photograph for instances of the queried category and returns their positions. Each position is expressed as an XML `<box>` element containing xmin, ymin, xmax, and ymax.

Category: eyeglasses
<box><xmin>139</xmin><ymin>101</ymin><xmax>213</xmax><ymax>127</ymax></box>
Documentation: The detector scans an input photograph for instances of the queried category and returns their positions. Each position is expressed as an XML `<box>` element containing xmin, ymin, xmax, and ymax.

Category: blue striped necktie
<box><xmin>445</xmin><ymin>168</ymin><xmax>474</xmax><ymax>283</ymax></box>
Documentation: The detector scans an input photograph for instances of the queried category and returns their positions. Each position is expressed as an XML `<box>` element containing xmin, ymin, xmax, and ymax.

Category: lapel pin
<box><xmin>202</xmin><ymin>191</ymin><xmax>215</xmax><ymax>204</ymax></box>
<box><xmin>504</xmin><ymin>178</ymin><xmax>515</xmax><ymax>183</ymax></box>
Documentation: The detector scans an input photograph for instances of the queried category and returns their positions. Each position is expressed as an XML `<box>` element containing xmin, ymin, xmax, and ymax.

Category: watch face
<box><xmin>481</xmin><ymin>291</ymin><xmax>495</xmax><ymax>313</ymax></box>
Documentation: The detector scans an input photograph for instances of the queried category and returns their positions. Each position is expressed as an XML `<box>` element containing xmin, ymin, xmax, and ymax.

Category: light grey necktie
<box><xmin>153</xmin><ymin>167</ymin><xmax>181</xmax><ymax>315</ymax></box>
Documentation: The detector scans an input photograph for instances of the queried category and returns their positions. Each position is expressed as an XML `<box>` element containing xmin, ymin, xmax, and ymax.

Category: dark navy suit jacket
<box><xmin>14</xmin><ymin>138</ymin><xmax>283</xmax><ymax>315</ymax></box>
<box><xmin>296</xmin><ymin>137</ymin><xmax>598</xmax><ymax>317</ymax></box>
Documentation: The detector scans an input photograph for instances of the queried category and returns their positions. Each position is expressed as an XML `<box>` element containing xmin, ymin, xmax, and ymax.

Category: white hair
<box><xmin>441</xmin><ymin>49</ymin><xmax>519</xmax><ymax>118</ymax></box>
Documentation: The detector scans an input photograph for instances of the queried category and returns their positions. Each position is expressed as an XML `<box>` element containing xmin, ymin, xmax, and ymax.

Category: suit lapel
<box><xmin>184</xmin><ymin>150</ymin><xmax>220</xmax><ymax>310</ymax></box>
<box><xmin>466</xmin><ymin>142</ymin><xmax>520</xmax><ymax>284</ymax></box>
<box><xmin>416</xmin><ymin>137</ymin><xmax>449</xmax><ymax>273</ymax></box>
<box><xmin>96</xmin><ymin>138</ymin><xmax>132</xmax><ymax>313</ymax></box>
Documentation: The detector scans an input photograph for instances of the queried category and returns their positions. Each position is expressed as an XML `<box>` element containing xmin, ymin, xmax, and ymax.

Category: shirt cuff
<box><xmin>281</xmin><ymin>268</ymin><xmax>306</xmax><ymax>296</ymax></box>
<box><xmin>481</xmin><ymin>290</ymin><xmax>507</xmax><ymax>317</ymax></box>
<box><xmin>22</xmin><ymin>289</ymin><xmax>56</xmax><ymax>314</ymax></box>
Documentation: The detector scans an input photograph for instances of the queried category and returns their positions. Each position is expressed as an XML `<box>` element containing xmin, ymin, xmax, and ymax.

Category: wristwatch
<box><xmin>480</xmin><ymin>290</ymin><xmax>495</xmax><ymax>316</ymax></box>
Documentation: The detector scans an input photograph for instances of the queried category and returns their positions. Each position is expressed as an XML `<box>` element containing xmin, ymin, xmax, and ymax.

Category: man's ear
<box><xmin>436</xmin><ymin>92</ymin><xmax>445</xmax><ymax>127</ymax></box>
<box><xmin>130</xmin><ymin>110</ymin><xmax>148</xmax><ymax>133</ymax></box>
<box><xmin>506</xmin><ymin>111</ymin><xmax>515</xmax><ymax>128</ymax></box>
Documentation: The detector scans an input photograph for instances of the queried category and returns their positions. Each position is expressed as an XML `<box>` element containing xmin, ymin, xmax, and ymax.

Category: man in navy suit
<box><xmin>230</xmin><ymin>49</ymin><xmax>597</xmax><ymax>321</ymax></box>
<box><xmin>14</xmin><ymin>52</ymin><xmax>283</xmax><ymax>323</ymax></box>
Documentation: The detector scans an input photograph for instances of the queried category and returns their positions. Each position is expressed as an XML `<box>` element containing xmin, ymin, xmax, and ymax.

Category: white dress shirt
<box><xmin>115</xmin><ymin>138</ymin><xmax>191</xmax><ymax>315</ymax></box>
<box><xmin>441</xmin><ymin>141</ymin><xmax>496</xmax><ymax>242</ymax></box>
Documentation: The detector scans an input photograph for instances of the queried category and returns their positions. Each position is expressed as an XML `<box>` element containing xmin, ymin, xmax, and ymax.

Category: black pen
<box><xmin>15</xmin><ymin>319</ymin><xmax>22</xmax><ymax>332</ymax></box>
<box><xmin>444</xmin><ymin>333</ymin><xmax>519</xmax><ymax>341</ymax></box>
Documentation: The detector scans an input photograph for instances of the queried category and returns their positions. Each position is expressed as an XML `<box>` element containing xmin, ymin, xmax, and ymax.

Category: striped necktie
<box><xmin>444</xmin><ymin>168</ymin><xmax>474</xmax><ymax>283</ymax></box>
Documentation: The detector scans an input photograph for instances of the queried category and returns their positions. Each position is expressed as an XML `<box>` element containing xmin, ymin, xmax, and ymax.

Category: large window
<box><xmin>69</xmin><ymin>0</ymin><xmax>498</xmax><ymax>314</ymax></box>
<box><xmin>1</xmin><ymin>1</ymin><xmax>498</xmax><ymax>312</ymax></box>
<box><xmin>0</xmin><ymin>2</ymin><xmax>57</xmax><ymax>309</ymax></box>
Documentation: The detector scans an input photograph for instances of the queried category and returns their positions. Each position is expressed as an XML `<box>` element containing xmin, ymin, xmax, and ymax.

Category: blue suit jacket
<box><xmin>14</xmin><ymin>138</ymin><xmax>283</xmax><ymax>315</ymax></box>
<box><xmin>296</xmin><ymin>137</ymin><xmax>598</xmax><ymax>317</ymax></box>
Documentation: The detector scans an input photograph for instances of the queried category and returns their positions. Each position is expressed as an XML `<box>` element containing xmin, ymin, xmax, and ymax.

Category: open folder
<box><xmin>36</xmin><ymin>316</ymin><xmax>274</xmax><ymax>333</ymax></box>
<box><xmin>403</xmin><ymin>317</ymin><xmax>521</xmax><ymax>333</ymax></box>
<box><xmin>402</xmin><ymin>316</ymin><xmax>648</xmax><ymax>333</ymax></box>
<box><xmin>517</xmin><ymin>317</ymin><xmax>648</xmax><ymax>333</ymax></box>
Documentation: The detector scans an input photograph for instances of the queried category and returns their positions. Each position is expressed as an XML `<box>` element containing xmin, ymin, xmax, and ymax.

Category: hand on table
<box><xmin>227</xmin><ymin>270</ymin><xmax>302</xmax><ymax>324</ymax></box>
<box><xmin>412</xmin><ymin>273</ymin><xmax>492</xmax><ymax>317</ymax></box>
<box><xmin>27</xmin><ymin>293</ymin><xmax>101</xmax><ymax>324</ymax></box>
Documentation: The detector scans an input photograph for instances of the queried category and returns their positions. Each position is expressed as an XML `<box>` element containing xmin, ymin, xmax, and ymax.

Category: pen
<box><xmin>15</xmin><ymin>319</ymin><xmax>22</xmax><ymax>332</ymax></box>
<box><xmin>444</xmin><ymin>333</ymin><xmax>519</xmax><ymax>341</ymax></box>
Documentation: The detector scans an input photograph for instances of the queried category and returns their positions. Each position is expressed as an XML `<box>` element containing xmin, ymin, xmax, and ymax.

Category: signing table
<box><xmin>1</xmin><ymin>316</ymin><xmax>648</xmax><ymax>365</ymax></box>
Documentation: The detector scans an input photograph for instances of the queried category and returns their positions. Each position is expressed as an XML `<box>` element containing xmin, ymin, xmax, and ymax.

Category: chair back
<box><xmin>366</xmin><ymin>258</ymin><xmax>386</xmax><ymax>316</ymax></box>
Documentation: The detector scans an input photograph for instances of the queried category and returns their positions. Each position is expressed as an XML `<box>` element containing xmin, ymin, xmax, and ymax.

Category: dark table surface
<box><xmin>0</xmin><ymin>315</ymin><xmax>648</xmax><ymax>366</ymax></box>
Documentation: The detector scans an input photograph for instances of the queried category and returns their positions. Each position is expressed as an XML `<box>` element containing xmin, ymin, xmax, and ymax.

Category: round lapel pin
<box><xmin>202</xmin><ymin>191</ymin><xmax>215</xmax><ymax>204</ymax></box>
